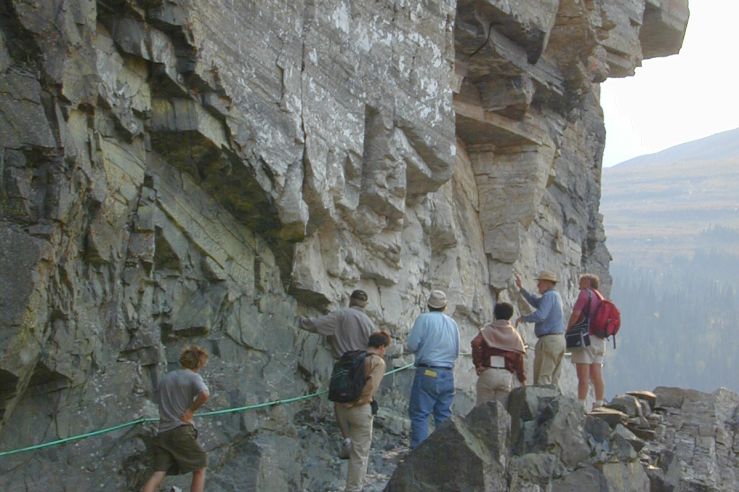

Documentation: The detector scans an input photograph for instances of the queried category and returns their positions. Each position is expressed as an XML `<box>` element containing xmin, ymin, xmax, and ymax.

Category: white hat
<box><xmin>535</xmin><ymin>270</ymin><xmax>558</xmax><ymax>283</ymax></box>
<box><xmin>427</xmin><ymin>290</ymin><xmax>447</xmax><ymax>309</ymax></box>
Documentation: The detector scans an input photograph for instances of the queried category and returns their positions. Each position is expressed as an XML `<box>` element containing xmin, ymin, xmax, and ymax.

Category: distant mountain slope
<box><xmin>602</xmin><ymin>128</ymin><xmax>739</xmax><ymax>266</ymax></box>
<box><xmin>602</xmin><ymin>130</ymin><xmax>739</xmax><ymax>399</ymax></box>
<box><xmin>615</xmin><ymin>127</ymin><xmax>739</xmax><ymax>168</ymax></box>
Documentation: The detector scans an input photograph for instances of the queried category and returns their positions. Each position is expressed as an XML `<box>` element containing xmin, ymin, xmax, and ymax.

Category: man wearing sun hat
<box><xmin>515</xmin><ymin>271</ymin><xmax>565</xmax><ymax>385</ymax></box>
<box><xmin>406</xmin><ymin>289</ymin><xmax>461</xmax><ymax>448</ymax></box>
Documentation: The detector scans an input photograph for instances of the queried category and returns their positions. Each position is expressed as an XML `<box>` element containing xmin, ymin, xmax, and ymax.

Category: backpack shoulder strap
<box><xmin>582</xmin><ymin>289</ymin><xmax>592</xmax><ymax>319</ymax></box>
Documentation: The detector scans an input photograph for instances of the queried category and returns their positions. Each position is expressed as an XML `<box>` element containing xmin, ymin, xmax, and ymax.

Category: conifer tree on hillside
<box><xmin>606</xmin><ymin>252</ymin><xmax>739</xmax><ymax>397</ymax></box>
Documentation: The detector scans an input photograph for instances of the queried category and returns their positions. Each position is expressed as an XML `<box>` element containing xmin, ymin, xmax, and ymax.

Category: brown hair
<box><xmin>580</xmin><ymin>274</ymin><xmax>600</xmax><ymax>289</ymax></box>
<box><xmin>179</xmin><ymin>345</ymin><xmax>209</xmax><ymax>370</ymax></box>
<box><xmin>493</xmin><ymin>302</ymin><xmax>514</xmax><ymax>321</ymax></box>
<box><xmin>368</xmin><ymin>331</ymin><xmax>392</xmax><ymax>348</ymax></box>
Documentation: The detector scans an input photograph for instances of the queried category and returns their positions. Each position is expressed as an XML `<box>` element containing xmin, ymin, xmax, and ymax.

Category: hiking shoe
<box><xmin>339</xmin><ymin>438</ymin><xmax>352</xmax><ymax>460</ymax></box>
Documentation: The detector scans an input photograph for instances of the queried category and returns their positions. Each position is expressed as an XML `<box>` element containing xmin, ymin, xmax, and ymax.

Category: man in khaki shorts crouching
<box><xmin>142</xmin><ymin>346</ymin><xmax>210</xmax><ymax>492</ymax></box>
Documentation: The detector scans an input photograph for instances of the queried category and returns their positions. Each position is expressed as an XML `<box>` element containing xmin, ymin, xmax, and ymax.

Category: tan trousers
<box><xmin>335</xmin><ymin>404</ymin><xmax>373</xmax><ymax>492</ymax></box>
<box><xmin>475</xmin><ymin>368</ymin><xmax>513</xmax><ymax>406</ymax></box>
<box><xmin>534</xmin><ymin>334</ymin><xmax>566</xmax><ymax>385</ymax></box>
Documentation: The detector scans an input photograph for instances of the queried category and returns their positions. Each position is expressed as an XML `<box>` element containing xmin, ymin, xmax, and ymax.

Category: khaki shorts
<box><xmin>570</xmin><ymin>335</ymin><xmax>606</xmax><ymax>365</ymax></box>
<box><xmin>151</xmin><ymin>425</ymin><xmax>207</xmax><ymax>475</ymax></box>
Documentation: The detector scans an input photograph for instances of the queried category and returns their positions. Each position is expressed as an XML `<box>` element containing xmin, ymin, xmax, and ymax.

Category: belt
<box><xmin>417</xmin><ymin>364</ymin><xmax>452</xmax><ymax>370</ymax></box>
<box><xmin>537</xmin><ymin>332</ymin><xmax>563</xmax><ymax>338</ymax></box>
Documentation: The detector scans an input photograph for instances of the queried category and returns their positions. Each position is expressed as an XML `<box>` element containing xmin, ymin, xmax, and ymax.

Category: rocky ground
<box><xmin>382</xmin><ymin>386</ymin><xmax>738</xmax><ymax>492</ymax></box>
<box><xmin>287</xmin><ymin>404</ymin><xmax>412</xmax><ymax>492</ymax></box>
<box><xmin>196</xmin><ymin>384</ymin><xmax>737</xmax><ymax>492</ymax></box>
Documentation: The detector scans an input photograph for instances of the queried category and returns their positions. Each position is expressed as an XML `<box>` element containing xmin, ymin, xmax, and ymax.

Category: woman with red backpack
<box><xmin>566</xmin><ymin>273</ymin><xmax>607</xmax><ymax>411</ymax></box>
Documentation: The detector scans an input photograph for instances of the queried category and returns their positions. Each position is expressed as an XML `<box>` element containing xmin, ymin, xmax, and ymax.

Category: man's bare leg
<box><xmin>191</xmin><ymin>468</ymin><xmax>206</xmax><ymax>492</ymax></box>
<box><xmin>142</xmin><ymin>471</ymin><xmax>166</xmax><ymax>492</ymax></box>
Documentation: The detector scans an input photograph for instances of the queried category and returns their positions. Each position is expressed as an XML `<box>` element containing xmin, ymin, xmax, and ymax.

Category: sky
<box><xmin>601</xmin><ymin>1</ymin><xmax>739</xmax><ymax>167</ymax></box>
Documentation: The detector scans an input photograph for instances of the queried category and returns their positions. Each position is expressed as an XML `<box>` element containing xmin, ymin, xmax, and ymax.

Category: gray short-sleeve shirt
<box><xmin>157</xmin><ymin>369</ymin><xmax>209</xmax><ymax>433</ymax></box>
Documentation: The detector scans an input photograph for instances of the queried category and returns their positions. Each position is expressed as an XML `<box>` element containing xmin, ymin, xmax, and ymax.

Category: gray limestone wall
<box><xmin>0</xmin><ymin>0</ymin><xmax>688</xmax><ymax>490</ymax></box>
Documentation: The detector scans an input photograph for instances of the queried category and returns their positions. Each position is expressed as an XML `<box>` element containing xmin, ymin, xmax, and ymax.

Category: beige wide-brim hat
<box><xmin>535</xmin><ymin>270</ymin><xmax>558</xmax><ymax>283</ymax></box>
<box><xmin>427</xmin><ymin>290</ymin><xmax>447</xmax><ymax>309</ymax></box>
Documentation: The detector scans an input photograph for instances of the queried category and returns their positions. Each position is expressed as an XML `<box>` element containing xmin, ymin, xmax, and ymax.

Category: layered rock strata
<box><xmin>0</xmin><ymin>0</ymin><xmax>687</xmax><ymax>490</ymax></box>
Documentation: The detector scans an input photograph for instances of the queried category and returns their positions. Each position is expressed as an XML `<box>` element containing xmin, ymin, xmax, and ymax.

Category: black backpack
<box><xmin>328</xmin><ymin>350</ymin><xmax>368</xmax><ymax>403</ymax></box>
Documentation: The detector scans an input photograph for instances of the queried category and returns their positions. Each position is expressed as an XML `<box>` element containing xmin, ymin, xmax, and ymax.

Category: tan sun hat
<box><xmin>535</xmin><ymin>270</ymin><xmax>558</xmax><ymax>283</ymax></box>
<box><xmin>427</xmin><ymin>290</ymin><xmax>447</xmax><ymax>309</ymax></box>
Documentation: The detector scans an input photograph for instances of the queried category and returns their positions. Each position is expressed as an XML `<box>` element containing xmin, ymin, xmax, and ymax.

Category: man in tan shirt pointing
<box><xmin>335</xmin><ymin>332</ymin><xmax>391</xmax><ymax>492</ymax></box>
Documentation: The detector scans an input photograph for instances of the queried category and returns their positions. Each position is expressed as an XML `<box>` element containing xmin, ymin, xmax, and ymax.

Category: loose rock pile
<box><xmin>385</xmin><ymin>386</ymin><xmax>738</xmax><ymax>491</ymax></box>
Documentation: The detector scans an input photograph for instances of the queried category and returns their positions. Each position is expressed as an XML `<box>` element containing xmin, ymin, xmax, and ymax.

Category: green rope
<box><xmin>0</xmin><ymin>417</ymin><xmax>157</xmax><ymax>458</ymax></box>
<box><xmin>197</xmin><ymin>389</ymin><xmax>328</xmax><ymax>418</ymax></box>
<box><xmin>384</xmin><ymin>362</ymin><xmax>414</xmax><ymax>377</ymax></box>
<box><xmin>0</xmin><ymin>362</ymin><xmax>415</xmax><ymax>459</ymax></box>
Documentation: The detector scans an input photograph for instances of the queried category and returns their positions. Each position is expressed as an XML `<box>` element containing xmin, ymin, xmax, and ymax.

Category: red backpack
<box><xmin>589</xmin><ymin>291</ymin><xmax>621</xmax><ymax>348</ymax></box>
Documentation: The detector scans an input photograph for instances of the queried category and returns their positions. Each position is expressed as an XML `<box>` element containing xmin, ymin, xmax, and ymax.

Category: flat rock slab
<box><xmin>627</xmin><ymin>390</ymin><xmax>657</xmax><ymax>410</ymax></box>
<box><xmin>589</xmin><ymin>408</ymin><xmax>628</xmax><ymax>428</ymax></box>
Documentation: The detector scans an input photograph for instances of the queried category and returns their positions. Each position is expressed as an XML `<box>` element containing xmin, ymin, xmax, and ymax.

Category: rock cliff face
<box><xmin>0</xmin><ymin>0</ymin><xmax>688</xmax><ymax>490</ymax></box>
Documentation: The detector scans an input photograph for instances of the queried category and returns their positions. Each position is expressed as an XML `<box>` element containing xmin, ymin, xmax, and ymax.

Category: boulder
<box><xmin>385</xmin><ymin>402</ymin><xmax>510</xmax><ymax>491</ymax></box>
<box><xmin>605</xmin><ymin>394</ymin><xmax>645</xmax><ymax>418</ymax></box>
<box><xmin>551</xmin><ymin>466</ymin><xmax>608</xmax><ymax>492</ymax></box>
<box><xmin>626</xmin><ymin>390</ymin><xmax>657</xmax><ymax>412</ymax></box>
<box><xmin>508</xmin><ymin>385</ymin><xmax>560</xmax><ymax>453</ymax></box>
<box><xmin>599</xmin><ymin>461</ymin><xmax>650</xmax><ymax>492</ymax></box>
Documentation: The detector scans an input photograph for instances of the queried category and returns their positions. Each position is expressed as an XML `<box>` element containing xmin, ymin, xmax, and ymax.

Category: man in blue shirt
<box><xmin>515</xmin><ymin>271</ymin><xmax>565</xmax><ymax>385</ymax></box>
<box><xmin>406</xmin><ymin>290</ymin><xmax>460</xmax><ymax>448</ymax></box>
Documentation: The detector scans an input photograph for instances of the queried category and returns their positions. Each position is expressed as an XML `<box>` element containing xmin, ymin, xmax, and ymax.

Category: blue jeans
<box><xmin>408</xmin><ymin>367</ymin><xmax>455</xmax><ymax>448</ymax></box>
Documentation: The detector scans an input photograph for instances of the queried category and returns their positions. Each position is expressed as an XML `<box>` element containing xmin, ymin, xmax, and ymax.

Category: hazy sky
<box><xmin>601</xmin><ymin>1</ymin><xmax>739</xmax><ymax>167</ymax></box>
